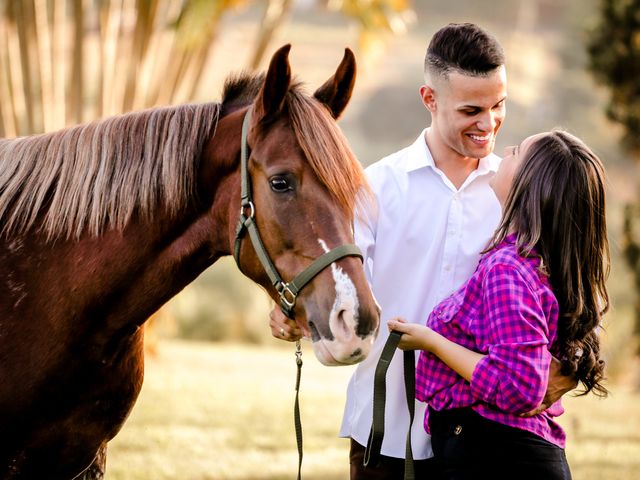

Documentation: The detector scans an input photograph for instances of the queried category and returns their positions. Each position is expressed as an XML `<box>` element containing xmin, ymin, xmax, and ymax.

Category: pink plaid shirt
<box><xmin>416</xmin><ymin>234</ymin><xmax>566</xmax><ymax>447</ymax></box>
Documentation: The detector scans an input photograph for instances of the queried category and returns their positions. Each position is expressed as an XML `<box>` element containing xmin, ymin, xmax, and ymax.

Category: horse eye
<box><xmin>270</xmin><ymin>176</ymin><xmax>292</xmax><ymax>193</ymax></box>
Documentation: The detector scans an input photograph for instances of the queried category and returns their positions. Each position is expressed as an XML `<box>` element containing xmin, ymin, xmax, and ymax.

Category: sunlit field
<box><xmin>108</xmin><ymin>340</ymin><xmax>640</xmax><ymax>480</ymax></box>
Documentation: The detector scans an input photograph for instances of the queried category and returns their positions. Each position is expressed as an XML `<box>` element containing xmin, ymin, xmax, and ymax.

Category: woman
<box><xmin>389</xmin><ymin>130</ymin><xmax>609</xmax><ymax>479</ymax></box>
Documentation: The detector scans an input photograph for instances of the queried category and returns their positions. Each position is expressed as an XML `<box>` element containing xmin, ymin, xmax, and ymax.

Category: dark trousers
<box><xmin>349</xmin><ymin>438</ymin><xmax>443</xmax><ymax>480</ymax></box>
<box><xmin>428</xmin><ymin>407</ymin><xmax>572</xmax><ymax>480</ymax></box>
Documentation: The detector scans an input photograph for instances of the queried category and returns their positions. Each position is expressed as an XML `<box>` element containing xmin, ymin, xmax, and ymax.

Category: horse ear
<box><xmin>256</xmin><ymin>44</ymin><xmax>292</xmax><ymax>120</ymax></box>
<box><xmin>313</xmin><ymin>48</ymin><xmax>356</xmax><ymax>119</ymax></box>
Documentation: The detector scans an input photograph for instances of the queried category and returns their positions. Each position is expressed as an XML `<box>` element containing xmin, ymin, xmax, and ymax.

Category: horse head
<box><xmin>220</xmin><ymin>45</ymin><xmax>380</xmax><ymax>365</ymax></box>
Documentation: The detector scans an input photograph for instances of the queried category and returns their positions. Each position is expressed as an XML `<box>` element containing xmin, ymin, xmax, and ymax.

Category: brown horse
<box><xmin>0</xmin><ymin>45</ymin><xmax>379</xmax><ymax>479</ymax></box>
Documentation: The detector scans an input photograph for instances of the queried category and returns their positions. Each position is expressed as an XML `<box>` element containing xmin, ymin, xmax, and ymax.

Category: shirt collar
<box><xmin>404</xmin><ymin>129</ymin><xmax>435</xmax><ymax>172</ymax></box>
<box><xmin>499</xmin><ymin>233</ymin><xmax>540</xmax><ymax>258</ymax></box>
<box><xmin>503</xmin><ymin>232</ymin><xmax>518</xmax><ymax>245</ymax></box>
<box><xmin>406</xmin><ymin>128</ymin><xmax>501</xmax><ymax>175</ymax></box>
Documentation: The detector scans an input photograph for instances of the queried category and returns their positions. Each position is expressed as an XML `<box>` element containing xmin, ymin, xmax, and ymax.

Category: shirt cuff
<box><xmin>470</xmin><ymin>355</ymin><xmax>500</xmax><ymax>404</ymax></box>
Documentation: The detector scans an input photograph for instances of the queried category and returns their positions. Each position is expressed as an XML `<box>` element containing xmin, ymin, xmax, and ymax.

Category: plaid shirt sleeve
<box><xmin>470</xmin><ymin>263</ymin><xmax>552</xmax><ymax>414</ymax></box>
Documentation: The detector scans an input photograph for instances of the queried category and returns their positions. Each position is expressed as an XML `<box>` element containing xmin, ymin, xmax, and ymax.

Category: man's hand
<box><xmin>269</xmin><ymin>306</ymin><xmax>304</xmax><ymax>342</ymax></box>
<box><xmin>521</xmin><ymin>356</ymin><xmax>578</xmax><ymax>417</ymax></box>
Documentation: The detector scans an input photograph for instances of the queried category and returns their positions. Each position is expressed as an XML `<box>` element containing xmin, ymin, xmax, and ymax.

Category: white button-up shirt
<box><xmin>339</xmin><ymin>129</ymin><xmax>502</xmax><ymax>459</ymax></box>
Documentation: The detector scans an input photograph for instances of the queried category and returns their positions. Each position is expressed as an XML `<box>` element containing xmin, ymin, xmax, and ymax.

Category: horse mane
<box><xmin>286</xmin><ymin>88</ymin><xmax>368</xmax><ymax>219</ymax></box>
<box><xmin>221</xmin><ymin>72</ymin><xmax>265</xmax><ymax>111</ymax></box>
<box><xmin>0</xmin><ymin>72</ymin><xmax>367</xmax><ymax>240</ymax></box>
<box><xmin>0</xmin><ymin>103</ymin><xmax>220</xmax><ymax>239</ymax></box>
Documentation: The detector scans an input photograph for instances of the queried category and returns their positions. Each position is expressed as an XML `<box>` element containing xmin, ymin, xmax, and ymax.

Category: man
<box><xmin>271</xmin><ymin>23</ymin><xmax>572</xmax><ymax>479</ymax></box>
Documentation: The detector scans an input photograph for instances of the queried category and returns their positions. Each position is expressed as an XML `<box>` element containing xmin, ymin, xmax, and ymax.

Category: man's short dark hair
<box><xmin>425</xmin><ymin>23</ymin><xmax>505</xmax><ymax>79</ymax></box>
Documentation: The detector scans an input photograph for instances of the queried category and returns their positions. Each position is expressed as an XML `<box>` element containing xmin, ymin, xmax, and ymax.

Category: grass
<box><xmin>107</xmin><ymin>339</ymin><xmax>640</xmax><ymax>479</ymax></box>
<box><xmin>107</xmin><ymin>340</ymin><xmax>355</xmax><ymax>480</ymax></box>
<box><xmin>561</xmin><ymin>388</ymin><xmax>640</xmax><ymax>479</ymax></box>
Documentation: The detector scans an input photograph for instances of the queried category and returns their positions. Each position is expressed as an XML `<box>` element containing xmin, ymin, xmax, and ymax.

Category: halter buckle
<box><xmin>278</xmin><ymin>282</ymin><xmax>297</xmax><ymax>310</ymax></box>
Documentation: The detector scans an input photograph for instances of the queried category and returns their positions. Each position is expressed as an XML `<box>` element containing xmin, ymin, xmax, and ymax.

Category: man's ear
<box><xmin>420</xmin><ymin>85</ymin><xmax>437</xmax><ymax>113</ymax></box>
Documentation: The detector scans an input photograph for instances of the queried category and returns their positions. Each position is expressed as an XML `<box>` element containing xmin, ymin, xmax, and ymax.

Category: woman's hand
<box><xmin>387</xmin><ymin>317</ymin><xmax>434</xmax><ymax>351</ymax></box>
<box><xmin>520</xmin><ymin>356</ymin><xmax>578</xmax><ymax>417</ymax></box>
<box><xmin>389</xmin><ymin>317</ymin><xmax>485</xmax><ymax>382</ymax></box>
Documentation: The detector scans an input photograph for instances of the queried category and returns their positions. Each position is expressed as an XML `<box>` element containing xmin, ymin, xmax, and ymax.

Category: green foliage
<box><xmin>588</xmin><ymin>0</ymin><xmax>640</xmax><ymax>364</ymax></box>
<box><xmin>587</xmin><ymin>0</ymin><xmax>640</xmax><ymax>154</ymax></box>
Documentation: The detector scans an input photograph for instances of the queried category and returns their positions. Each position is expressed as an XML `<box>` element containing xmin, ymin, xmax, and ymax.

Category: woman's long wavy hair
<box><xmin>487</xmin><ymin>130</ymin><xmax>610</xmax><ymax>396</ymax></box>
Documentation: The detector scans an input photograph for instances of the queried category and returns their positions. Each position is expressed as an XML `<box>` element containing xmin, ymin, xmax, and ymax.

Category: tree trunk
<box><xmin>248</xmin><ymin>0</ymin><xmax>293</xmax><ymax>71</ymax></box>
<box><xmin>623</xmin><ymin>202</ymin><xmax>640</xmax><ymax>357</ymax></box>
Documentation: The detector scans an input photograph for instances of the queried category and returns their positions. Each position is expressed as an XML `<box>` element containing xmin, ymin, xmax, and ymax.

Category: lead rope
<box><xmin>294</xmin><ymin>340</ymin><xmax>304</xmax><ymax>480</ymax></box>
<box><xmin>364</xmin><ymin>331</ymin><xmax>415</xmax><ymax>480</ymax></box>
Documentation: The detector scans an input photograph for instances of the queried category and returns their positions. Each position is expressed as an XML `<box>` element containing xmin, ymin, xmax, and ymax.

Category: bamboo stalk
<box><xmin>24</xmin><ymin>0</ymin><xmax>46</xmax><ymax>132</ymax></box>
<box><xmin>173</xmin><ymin>2</ymin><xmax>224</xmax><ymax>103</ymax></box>
<box><xmin>52</xmin><ymin>0</ymin><xmax>66</xmax><ymax>127</ymax></box>
<box><xmin>0</xmin><ymin>91</ymin><xmax>4</xmax><ymax>136</ymax></box>
<box><xmin>13</xmin><ymin>0</ymin><xmax>36</xmax><ymax>133</ymax></box>
<box><xmin>6</xmin><ymin>5</ymin><xmax>29</xmax><ymax>135</ymax></box>
<box><xmin>100</xmin><ymin>0</ymin><xmax>123</xmax><ymax>117</ymax></box>
<box><xmin>153</xmin><ymin>19</ymin><xmax>188</xmax><ymax>104</ymax></box>
<box><xmin>109</xmin><ymin>0</ymin><xmax>134</xmax><ymax>114</ymax></box>
<box><xmin>0</xmin><ymin>13</ymin><xmax>18</xmax><ymax>137</ymax></box>
<box><xmin>69</xmin><ymin>0</ymin><xmax>84</xmax><ymax>125</ymax></box>
<box><xmin>136</xmin><ymin>0</ymin><xmax>183</xmax><ymax>107</ymax></box>
<box><xmin>34</xmin><ymin>0</ymin><xmax>54</xmax><ymax>132</ymax></box>
<box><xmin>122</xmin><ymin>0</ymin><xmax>158</xmax><ymax>111</ymax></box>
<box><xmin>155</xmin><ymin>0</ymin><xmax>219</xmax><ymax>105</ymax></box>
<box><xmin>131</xmin><ymin>1</ymin><xmax>162</xmax><ymax>109</ymax></box>
<box><xmin>182</xmin><ymin>29</ymin><xmax>218</xmax><ymax>101</ymax></box>
<box><xmin>3</xmin><ymin>0</ymin><xmax>295</xmax><ymax>131</ymax></box>
<box><xmin>248</xmin><ymin>0</ymin><xmax>293</xmax><ymax>71</ymax></box>
<box><xmin>94</xmin><ymin>0</ymin><xmax>107</xmax><ymax>119</ymax></box>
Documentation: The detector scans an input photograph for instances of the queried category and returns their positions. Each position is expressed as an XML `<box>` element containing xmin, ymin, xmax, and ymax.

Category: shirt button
<box><xmin>454</xmin><ymin>425</ymin><xmax>463</xmax><ymax>435</ymax></box>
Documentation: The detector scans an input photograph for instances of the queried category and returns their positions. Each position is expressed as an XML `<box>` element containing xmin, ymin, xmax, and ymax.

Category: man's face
<box><xmin>423</xmin><ymin>66</ymin><xmax>507</xmax><ymax>160</ymax></box>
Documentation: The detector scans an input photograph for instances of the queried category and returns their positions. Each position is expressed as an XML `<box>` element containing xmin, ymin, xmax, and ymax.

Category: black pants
<box><xmin>429</xmin><ymin>407</ymin><xmax>571</xmax><ymax>480</ymax></box>
<box><xmin>349</xmin><ymin>438</ymin><xmax>443</xmax><ymax>480</ymax></box>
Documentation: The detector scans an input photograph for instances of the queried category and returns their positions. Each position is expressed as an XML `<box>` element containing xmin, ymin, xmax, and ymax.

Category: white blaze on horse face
<box><xmin>315</xmin><ymin>239</ymin><xmax>368</xmax><ymax>364</ymax></box>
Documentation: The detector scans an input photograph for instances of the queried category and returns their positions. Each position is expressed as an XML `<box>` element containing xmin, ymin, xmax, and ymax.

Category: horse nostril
<box><xmin>308</xmin><ymin>321</ymin><xmax>320</xmax><ymax>342</ymax></box>
<box><xmin>335</xmin><ymin>309</ymin><xmax>353</xmax><ymax>339</ymax></box>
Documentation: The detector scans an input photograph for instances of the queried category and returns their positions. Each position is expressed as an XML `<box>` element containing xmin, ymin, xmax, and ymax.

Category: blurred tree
<box><xmin>0</xmin><ymin>0</ymin><xmax>253</xmax><ymax>137</ymax></box>
<box><xmin>0</xmin><ymin>0</ymin><xmax>416</xmax><ymax>137</ymax></box>
<box><xmin>249</xmin><ymin>0</ymin><xmax>294</xmax><ymax>70</ymax></box>
<box><xmin>324</xmin><ymin>0</ymin><xmax>414</xmax><ymax>64</ymax></box>
<box><xmin>247</xmin><ymin>0</ymin><xmax>415</xmax><ymax>70</ymax></box>
<box><xmin>587</xmin><ymin>0</ymin><xmax>640</xmax><ymax>359</ymax></box>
